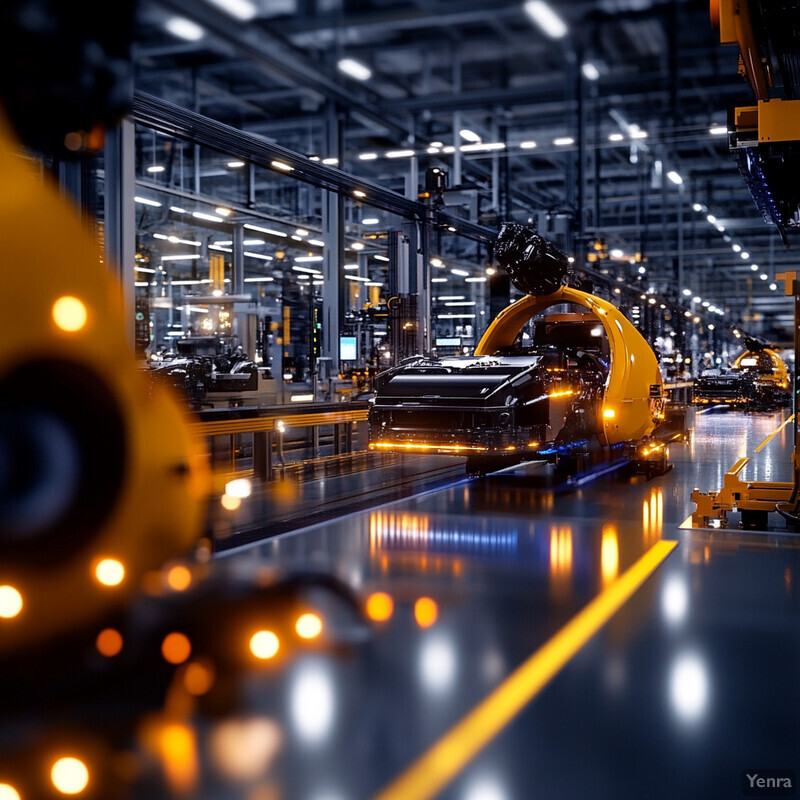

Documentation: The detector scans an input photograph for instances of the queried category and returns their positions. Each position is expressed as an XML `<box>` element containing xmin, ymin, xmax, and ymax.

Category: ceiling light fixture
<box><xmin>164</xmin><ymin>16</ymin><xmax>204</xmax><ymax>41</ymax></box>
<box><xmin>608</xmin><ymin>133</ymin><xmax>624</xmax><ymax>142</ymax></box>
<box><xmin>205</xmin><ymin>0</ymin><xmax>257</xmax><ymax>20</ymax></box>
<box><xmin>520</xmin><ymin>140</ymin><xmax>537</xmax><ymax>149</ymax></box>
<box><xmin>524</xmin><ymin>0</ymin><xmax>568</xmax><ymax>38</ymax></box>
<box><xmin>385</xmin><ymin>149</ymin><xmax>415</xmax><ymax>158</ymax></box>
<box><xmin>667</xmin><ymin>170</ymin><xmax>683</xmax><ymax>185</ymax></box>
<box><xmin>358</xmin><ymin>153</ymin><xmax>378</xmax><ymax>161</ymax></box>
<box><xmin>338</xmin><ymin>58</ymin><xmax>372</xmax><ymax>81</ymax></box>
<box><xmin>581</xmin><ymin>62</ymin><xmax>600</xmax><ymax>81</ymax></box>
<box><xmin>459</xmin><ymin>129</ymin><xmax>482</xmax><ymax>142</ymax></box>
<box><xmin>553</xmin><ymin>137</ymin><xmax>574</xmax><ymax>146</ymax></box>
<box><xmin>460</xmin><ymin>142</ymin><xmax>506</xmax><ymax>152</ymax></box>
<box><xmin>244</xmin><ymin>223</ymin><xmax>287</xmax><ymax>237</ymax></box>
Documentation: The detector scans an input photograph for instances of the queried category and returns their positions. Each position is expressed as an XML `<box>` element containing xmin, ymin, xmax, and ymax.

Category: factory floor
<box><xmin>200</xmin><ymin>406</ymin><xmax>800</xmax><ymax>800</ymax></box>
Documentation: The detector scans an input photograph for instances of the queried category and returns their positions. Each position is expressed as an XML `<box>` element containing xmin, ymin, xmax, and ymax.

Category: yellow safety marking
<box><xmin>753</xmin><ymin>414</ymin><xmax>794</xmax><ymax>453</ymax></box>
<box><xmin>727</xmin><ymin>457</ymin><xmax>750</xmax><ymax>476</ymax></box>
<box><xmin>371</xmin><ymin>538</ymin><xmax>678</xmax><ymax>800</ymax></box>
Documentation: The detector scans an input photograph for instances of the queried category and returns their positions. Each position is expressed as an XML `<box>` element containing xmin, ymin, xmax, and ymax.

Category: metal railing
<box><xmin>191</xmin><ymin>402</ymin><xmax>370</xmax><ymax>481</ymax></box>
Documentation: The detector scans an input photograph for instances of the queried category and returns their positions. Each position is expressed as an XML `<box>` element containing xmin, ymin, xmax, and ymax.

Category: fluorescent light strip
<box><xmin>164</xmin><ymin>16</ymin><xmax>204</xmax><ymax>41</ymax></box>
<box><xmin>135</xmin><ymin>196</ymin><xmax>162</xmax><ymax>207</ymax></box>
<box><xmin>161</xmin><ymin>254</ymin><xmax>201</xmax><ymax>261</ymax></box>
<box><xmin>338</xmin><ymin>58</ymin><xmax>372</xmax><ymax>81</ymax></box>
<box><xmin>374</xmin><ymin>255</ymin><xmax>390</xmax><ymax>262</ymax></box>
<box><xmin>244</xmin><ymin>223</ymin><xmax>288</xmax><ymax>237</ymax></box>
<box><xmin>292</xmin><ymin>265</ymin><xmax>321</xmax><ymax>274</ymax></box>
<box><xmin>460</xmin><ymin>142</ymin><xmax>506</xmax><ymax>152</ymax></box>
<box><xmin>524</xmin><ymin>0</ymin><xmax>568</xmax><ymax>38</ymax></box>
<box><xmin>243</xmin><ymin>277</ymin><xmax>275</xmax><ymax>282</ymax></box>
<box><xmin>209</xmin><ymin>245</ymin><xmax>232</xmax><ymax>253</ymax></box>
<box><xmin>385</xmin><ymin>149</ymin><xmax>415</xmax><ymax>158</ymax></box>
<box><xmin>295</xmin><ymin>256</ymin><xmax>323</xmax><ymax>263</ymax></box>
<box><xmin>345</xmin><ymin>275</ymin><xmax>370</xmax><ymax>282</ymax></box>
<box><xmin>192</xmin><ymin>211</ymin><xmax>224</xmax><ymax>222</ymax></box>
<box><xmin>244</xmin><ymin>252</ymin><xmax>273</xmax><ymax>261</ymax></box>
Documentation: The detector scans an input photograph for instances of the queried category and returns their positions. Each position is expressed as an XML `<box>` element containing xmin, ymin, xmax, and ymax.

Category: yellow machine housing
<box><xmin>475</xmin><ymin>286</ymin><xmax>665</xmax><ymax>446</ymax></box>
<box><xmin>0</xmin><ymin>114</ymin><xmax>210</xmax><ymax>657</ymax></box>
<box><xmin>731</xmin><ymin>346</ymin><xmax>790</xmax><ymax>390</ymax></box>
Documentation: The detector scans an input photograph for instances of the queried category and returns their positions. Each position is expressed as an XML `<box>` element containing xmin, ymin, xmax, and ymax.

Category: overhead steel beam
<box><xmin>132</xmin><ymin>92</ymin><xmax>495</xmax><ymax>245</ymax></box>
<box><xmin>150</xmin><ymin>0</ymin><xmax>409</xmax><ymax>139</ymax></box>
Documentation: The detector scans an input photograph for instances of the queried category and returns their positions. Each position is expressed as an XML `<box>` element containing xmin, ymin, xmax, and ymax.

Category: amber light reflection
<box><xmin>549</xmin><ymin>525</ymin><xmax>573</xmax><ymax>600</ymax></box>
<box><xmin>370</xmin><ymin>510</ymin><xmax>430</xmax><ymax>555</ymax></box>
<box><xmin>601</xmin><ymin>525</ymin><xmax>619</xmax><ymax>586</ymax></box>
<box><xmin>642</xmin><ymin>488</ymin><xmax>664</xmax><ymax>544</ymax></box>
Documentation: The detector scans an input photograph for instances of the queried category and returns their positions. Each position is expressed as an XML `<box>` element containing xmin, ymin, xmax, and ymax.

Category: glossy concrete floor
<box><xmin>192</xmin><ymin>407</ymin><xmax>800</xmax><ymax>800</ymax></box>
<box><xmin>8</xmin><ymin>409</ymin><xmax>799</xmax><ymax>800</ymax></box>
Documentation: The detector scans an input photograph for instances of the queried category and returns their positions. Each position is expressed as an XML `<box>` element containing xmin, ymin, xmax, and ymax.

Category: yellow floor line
<box><xmin>371</xmin><ymin>538</ymin><xmax>678</xmax><ymax>800</ymax></box>
<box><xmin>753</xmin><ymin>414</ymin><xmax>794</xmax><ymax>453</ymax></box>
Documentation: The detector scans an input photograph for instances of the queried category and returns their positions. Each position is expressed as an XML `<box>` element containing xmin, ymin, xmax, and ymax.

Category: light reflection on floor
<box><xmin>5</xmin><ymin>409</ymin><xmax>799</xmax><ymax>799</ymax></box>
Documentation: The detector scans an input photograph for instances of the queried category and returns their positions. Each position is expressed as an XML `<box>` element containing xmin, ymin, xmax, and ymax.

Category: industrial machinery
<box><xmin>713</xmin><ymin>0</ymin><xmax>800</xmax><ymax>243</ymax></box>
<box><xmin>693</xmin><ymin>338</ymin><xmax>791</xmax><ymax>409</ymax></box>
<box><xmin>368</xmin><ymin>223</ymin><xmax>670</xmax><ymax>478</ymax></box>
<box><xmin>147</xmin><ymin>336</ymin><xmax>277</xmax><ymax>409</ymax></box>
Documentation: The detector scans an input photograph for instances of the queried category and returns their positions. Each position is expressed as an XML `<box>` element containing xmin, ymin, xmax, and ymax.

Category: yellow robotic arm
<box><xmin>474</xmin><ymin>286</ymin><xmax>664</xmax><ymax>445</ymax></box>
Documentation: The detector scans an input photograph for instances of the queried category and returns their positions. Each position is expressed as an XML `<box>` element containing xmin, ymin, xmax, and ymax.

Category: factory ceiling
<box><xmin>130</xmin><ymin>0</ymin><xmax>798</xmax><ymax>344</ymax></box>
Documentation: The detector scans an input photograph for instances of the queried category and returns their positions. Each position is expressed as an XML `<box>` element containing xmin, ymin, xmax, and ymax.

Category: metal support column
<box><xmin>103</xmin><ymin>117</ymin><xmax>136</xmax><ymax>348</ymax></box>
<box><xmin>321</xmin><ymin>104</ymin><xmax>342</xmax><ymax>379</ymax></box>
<box><xmin>232</xmin><ymin>224</ymin><xmax>247</xmax><ymax>353</ymax></box>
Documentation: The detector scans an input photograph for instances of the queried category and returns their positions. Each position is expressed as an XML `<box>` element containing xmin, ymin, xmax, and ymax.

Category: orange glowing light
<box><xmin>601</xmin><ymin>525</ymin><xmax>619</xmax><ymax>585</ymax></box>
<box><xmin>250</xmin><ymin>630</ymin><xmax>280</xmax><ymax>659</ymax></box>
<box><xmin>161</xmin><ymin>632</ymin><xmax>192</xmax><ymax>665</ymax></box>
<box><xmin>220</xmin><ymin>494</ymin><xmax>241</xmax><ymax>511</ymax></box>
<box><xmin>52</xmin><ymin>296</ymin><xmax>87</xmax><ymax>332</ymax></box>
<box><xmin>0</xmin><ymin>585</ymin><xmax>23</xmax><ymax>619</ymax></box>
<box><xmin>366</xmin><ymin>592</ymin><xmax>394</xmax><ymax>622</ymax></box>
<box><xmin>96</xmin><ymin>628</ymin><xmax>123</xmax><ymax>657</ymax></box>
<box><xmin>414</xmin><ymin>597</ymin><xmax>438</xmax><ymax>628</ymax></box>
<box><xmin>94</xmin><ymin>558</ymin><xmax>125</xmax><ymax>587</ymax></box>
<box><xmin>159</xmin><ymin>723</ymin><xmax>198</xmax><ymax>795</ymax></box>
<box><xmin>50</xmin><ymin>757</ymin><xmax>89</xmax><ymax>795</ymax></box>
<box><xmin>183</xmin><ymin>660</ymin><xmax>215</xmax><ymax>696</ymax></box>
<box><xmin>0</xmin><ymin>784</ymin><xmax>21</xmax><ymax>800</ymax></box>
<box><xmin>166</xmin><ymin>565</ymin><xmax>192</xmax><ymax>592</ymax></box>
<box><xmin>295</xmin><ymin>613</ymin><xmax>323</xmax><ymax>640</ymax></box>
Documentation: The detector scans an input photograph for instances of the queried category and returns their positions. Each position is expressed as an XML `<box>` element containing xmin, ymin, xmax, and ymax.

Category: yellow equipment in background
<box><xmin>475</xmin><ymin>285</ymin><xmax>665</xmax><ymax>446</ymax></box>
<box><xmin>0</xmin><ymin>112</ymin><xmax>210</xmax><ymax>657</ymax></box>
<box><xmin>731</xmin><ymin>345</ymin><xmax>791</xmax><ymax>392</ymax></box>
